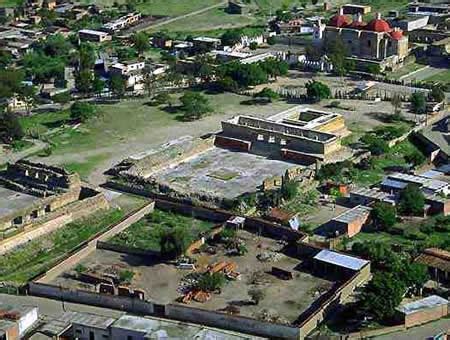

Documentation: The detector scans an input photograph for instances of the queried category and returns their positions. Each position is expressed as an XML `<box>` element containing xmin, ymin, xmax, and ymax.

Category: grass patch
<box><xmin>207</xmin><ymin>169</ymin><xmax>239</xmax><ymax>181</ymax></box>
<box><xmin>0</xmin><ymin>209</ymin><xmax>125</xmax><ymax>284</ymax></box>
<box><xmin>387</xmin><ymin>63</ymin><xmax>425</xmax><ymax>80</ymax></box>
<box><xmin>63</xmin><ymin>154</ymin><xmax>111</xmax><ymax>180</ymax></box>
<box><xmin>423</xmin><ymin>69</ymin><xmax>450</xmax><ymax>85</ymax></box>
<box><xmin>109</xmin><ymin>209</ymin><xmax>214</xmax><ymax>252</ymax></box>
<box><xmin>10</xmin><ymin>140</ymin><xmax>34</xmax><ymax>152</ymax></box>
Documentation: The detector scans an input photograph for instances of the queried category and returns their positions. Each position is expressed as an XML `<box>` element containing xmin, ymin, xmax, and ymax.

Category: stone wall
<box><xmin>28</xmin><ymin>282</ymin><xmax>154</xmax><ymax>314</ymax></box>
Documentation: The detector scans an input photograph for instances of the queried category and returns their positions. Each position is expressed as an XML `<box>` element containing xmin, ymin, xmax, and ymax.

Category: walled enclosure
<box><xmin>29</xmin><ymin>197</ymin><xmax>372</xmax><ymax>339</ymax></box>
<box><xmin>0</xmin><ymin>160</ymin><xmax>109</xmax><ymax>239</ymax></box>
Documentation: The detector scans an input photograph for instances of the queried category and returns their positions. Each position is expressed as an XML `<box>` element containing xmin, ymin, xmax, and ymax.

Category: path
<box><xmin>36</xmin><ymin>201</ymin><xmax>155</xmax><ymax>284</ymax></box>
<box><xmin>0</xmin><ymin>139</ymin><xmax>47</xmax><ymax>165</ymax></box>
<box><xmin>138</xmin><ymin>0</ymin><xmax>227</xmax><ymax>31</ymax></box>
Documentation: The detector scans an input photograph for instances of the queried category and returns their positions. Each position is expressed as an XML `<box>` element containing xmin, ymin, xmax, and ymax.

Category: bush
<box><xmin>180</xmin><ymin>91</ymin><xmax>212</xmax><ymax>121</ymax></box>
<box><xmin>372</xmin><ymin>202</ymin><xmax>397</xmax><ymax>230</ymax></box>
<box><xmin>399</xmin><ymin>184</ymin><xmax>425</xmax><ymax>216</ymax></box>
<box><xmin>410</xmin><ymin>92</ymin><xmax>427</xmax><ymax>114</ymax></box>
<box><xmin>249</xmin><ymin>42</ymin><xmax>258</xmax><ymax>50</ymax></box>
<box><xmin>405</xmin><ymin>150</ymin><xmax>425</xmax><ymax>167</ymax></box>
<box><xmin>254</xmin><ymin>87</ymin><xmax>279</xmax><ymax>102</ymax></box>
<box><xmin>119</xmin><ymin>270</ymin><xmax>134</xmax><ymax>284</ymax></box>
<box><xmin>266</xmin><ymin>36</ymin><xmax>276</xmax><ymax>45</ymax></box>
<box><xmin>196</xmin><ymin>272</ymin><xmax>226</xmax><ymax>292</ymax></box>
<box><xmin>70</xmin><ymin>102</ymin><xmax>96</xmax><ymax>122</ymax></box>
<box><xmin>305</xmin><ymin>80</ymin><xmax>331</xmax><ymax>103</ymax></box>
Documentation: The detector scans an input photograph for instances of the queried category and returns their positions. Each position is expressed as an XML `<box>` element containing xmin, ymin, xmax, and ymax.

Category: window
<box><xmin>367</xmin><ymin>40</ymin><xmax>371</xmax><ymax>47</ymax></box>
<box><xmin>75</xmin><ymin>329</ymin><xmax>82</xmax><ymax>334</ymax></box>
<box><xmin>127</xmin><ymin>336</ymin><xmax>133</xmax><ymax>340</ymax></box>
<box><xmin>89</xmin><ymin>331</ymin><xmax>95</xmax><ymax>340</ymax></box>
<box><xmin>45</xmin><ymin>205</ymin><xmax>51</xmax><ymax>213</ymax></box>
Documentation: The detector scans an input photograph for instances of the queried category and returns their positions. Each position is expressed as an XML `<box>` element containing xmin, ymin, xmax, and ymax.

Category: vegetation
<box><xmin>0</xmin><ymin>209</ymin><xmax>125</xmax><ymax>284</ymax></box>
<box><xmin>253</xmin><ymin>87</ymin><xmax>279</xmax><ymax>102</ymax></box>
<box><xmin>305</xmin><ymin>80</ymin><xmax>331</xmax><ymax>102</ymax></box>
<box><xmin>410</xmin><ymin>92</ymin><xmax>427</xmax><ymax>114</ymax></box>
<box><xmin>248</xmin><ymin>288</ymin><xmax>265</xmax><ymax>305</ymax></box>
<box><xmin>109</xmin><ymin>209</ymin><xmax>214</xmax><ymax>255</ymax></box>
<box><xmin>180</xmin><ymin>91</ymin><xmax>213</xmax><ymax>120</ymax></box>
<box><xmin>372</xmin><ymin>202</ymin><xmax>397</xmax><ymax>230</ymax></box>
<box><xmin>0</xmin><ymin>111</ymin><xmax>24</xmax><ymax>144</ymax></box>
<box><xmin>398</xmin><ymin>184</ymin><xmax>425</xmax><ymax>216</ymax></box>
<box><xmin>196</xmin><ymin>272</ymin><xmax>226</xmax><ymax>292</ymax></box>
<box><xmin>70</xmin><ymin>102</ymin><xmax>97</xmax><ymax>122</ymax></box>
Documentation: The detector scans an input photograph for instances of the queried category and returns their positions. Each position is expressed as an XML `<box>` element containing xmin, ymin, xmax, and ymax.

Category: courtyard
<box><xmin>152</xmin><ymin>147</ymin><xmax>296</xmax><ymax>200</ymax></box>
<box><xmin>51</xmin><ymin>229</ymin><xmax>334</xmax><ymax>324</ymax></box>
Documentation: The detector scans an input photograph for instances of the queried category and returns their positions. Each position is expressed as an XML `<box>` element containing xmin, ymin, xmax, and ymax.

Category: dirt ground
<box><xmin>52</xmin><ymin>230</ymin><xmax>333</xmax><ymax>323</ymax></box>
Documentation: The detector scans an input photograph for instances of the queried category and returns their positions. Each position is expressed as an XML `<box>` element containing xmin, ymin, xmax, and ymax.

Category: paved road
<box><xmin>0</xmin><ymin>293</ymin><xmax>123</xmax><ymax>318</ymax></box>
<box><xmin>375</xmin><ymin>318</ymin><xmax>450</xmax><ymax>340</ymax></box>
<box><xmin>37</xmin><ymin>201</ymin><xmax>154</xmax><ymax>284</ymax></box>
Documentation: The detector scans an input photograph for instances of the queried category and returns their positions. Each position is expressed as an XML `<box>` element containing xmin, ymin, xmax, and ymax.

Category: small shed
<box><xmin>396</xmin><ymin>295</ymin><xmax>449</xmax><ymax>328</ymax></box>
<box><xmin>415</xmin><ymin>248</ymin><xmax>450</xmax><ymax>284</ymax></box>
<box><xmin>329</xmin><ymin>205</ymin><xmax>371</xmax><ymax>238</ymax></box>
<box><xmin>312</xmin><ymin>249</ymin><xmax>370</xmax><ymax>279</ymax></box>
<box><xmin>267</xmin><ymin>208</ymin><xmax>300</xmax><ymax>230</ymax></box>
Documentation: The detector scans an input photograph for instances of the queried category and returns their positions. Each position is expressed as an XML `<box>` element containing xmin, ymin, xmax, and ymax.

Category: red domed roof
<box><xmin>329</xmin><ymin>14</ymin><xmax>352</xmax><ymax>28</ymax></box>
<box><xmin>390</xmin><ymin>29</ymin><xmax>404</xmax><ymax>40</ymax></box>
<box><xmin>349</xmin><ymin>20</ymin><xmax>367</xmax><ymax>29</ymax></box>
<box><xmin>366</xmin><ymin>18</ymin><xmax>391</xmax><ymax>32</ymax></box>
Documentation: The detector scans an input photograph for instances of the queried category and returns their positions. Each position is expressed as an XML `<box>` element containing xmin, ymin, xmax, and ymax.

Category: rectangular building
<box><xmin>396</xmin><ymin>295</ymin><xmax>449</xmax><ymax>328</ymax></box>
<box><xmin>78</xmin><ymin>29</ymin><xmax>111</xmax><ymax>43</ymax></box>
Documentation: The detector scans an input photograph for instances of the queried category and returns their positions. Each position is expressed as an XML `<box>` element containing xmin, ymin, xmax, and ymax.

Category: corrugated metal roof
<box><xmin>396</xmin><ymin>295</ymin><xmax>448</xmax><ymax>315</ymax></box>
<box><xmin>381</xmin><ymin>178</ymin><xmax>408</xmax><ymax>190</ymax></box>
<box><xmin>420</xmin><ymin>170</ymin><xmax>442</xmax><ymax>179</ymax></box>
<box><xmin>333</xmin><ymin>205</ymin><xmax>371</xmax><ymax>224</ymax></box>
<box><xmin>313</xmin><ymin>249</ymin><xmax>369</xmax><ymax>271</ymax></box>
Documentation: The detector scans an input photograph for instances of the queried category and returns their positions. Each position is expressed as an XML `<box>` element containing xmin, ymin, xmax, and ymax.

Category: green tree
<box><xmin>391</xmin><ymin>93</ymin><xmax>402</xmax><ymax>115</ymax></box>
<box><xmin>266</xmin><ymin>36</ymin><xmax>276</xmax><ymax>45</ymax></box>
<box><xmin>249</xmin><ymin>42</ymin><xmax>258</xmax><ymax>50</ymax></box>
<box><xmin>248</xmin><ymin>288</ymin><xmax>265</xmax><ymax>305</ymax></box>
<box><xmin>254</xmin><ymin>87</ymin><xmax>279</xmax><ymax>102</ymax></box>
<box><xmin>405</xmin><ymin>149</ymin><xmax>425</xmax><ymax>167</ymax></box>
<box><xmin>17</xmin><ymin>85</ymin><xmax>36</xmax><ymax>114</ymax></box>
<box><xmin>399</xmin><ymin>262</ymin><xmax>428</xmax><ymax>295</ymax></box>
<box><xmin>430</xmin><ymin>85</ymin><xmax>445</xmax><ymax>103</ymax></box>
<box><xmin>79</xmin><ymin>43</ymin><xmax>96</xmax><ymax>70</ymax></box>
<box><xmin>160</xmin><ymin>227</ymin><xmax>190</xmax><ymax>258</ymax></box>
<box><xmin>0</xmin><ymin>111</ymin><xmax>24</xmax><ymax>143</ymax></box>
<box><xmin>75</xmin><ymin>69</ymin><xmax>93</xmax><ymax>94</ymax></box>
<box><xmin>410</xmin><ymin>92</ymin><xmax>427</xmax><ymax>114</ymax></box>
<box><xmin>133</xmin><ymin>32</ymin><xmax>149</xmax><ymax>55</ymax></box>
<box><xmin>92</xmin><ymin>76</ymin><xmax>105</xmax><ymax>97</ymax></box>
<box><xmin>221</xmin><ymin>30</ymin><xmax>241</xmax><ymax>46</ymax></box>
<box><xmin>372</xmin><ymin>202</ymin><xmax>396</xmax><ymax>230</ymax></box>
<box><xmin>110</xmin><ymin>74</ymin><xmax>126</xmax><ymax>97</ymax></box>
<box><xmin>52</xmin><ymin>91</ymin><xmax>71</xmax><ymax>104</ymax></box>
<box><xmin>180</xmin><ymin>91</ymin><xmax>212</xmax><ymax>121</ymax></box>
<box><xmin>305</xmin><ymin>80</ymin><xmax>331</xmax><ymax>102</ymax></box>
<box><xmin>197</xmin><ymin>272</ymin><xmax>226</xmax><ymax>292</ymax></box>
<box><xmin>360</xmin><ymin>272</ymin><xmax>405</xmax><ymax>320</ymax></box>
<box><xmin>399</xmin><ymin>184</ymin><xmax>425</xmax><ymax>216</ymax></box>
<box><xmin>70</xmin><ymin>102</ymin><xmax>96</xmax><ymax>122</ymax></box>
<box><xmin>281</xmin><ymin>178</ymin><xmax>298</xmax><ymax>200</ymax></box>
<box><xmin>366</xmin><ymin>64</ymin><xmax>381</xmax><ymax>75</ymax></box>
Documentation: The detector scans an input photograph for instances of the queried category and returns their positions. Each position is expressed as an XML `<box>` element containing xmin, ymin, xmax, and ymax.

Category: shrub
<box><xmin>196</xmin><ymin>272</ymin><xmax>226</xmax><ymax>292</ymax></box>
<box><xmin>70</xmin><ymin>102</ymin><xmax>96</xmax><ymax>122</ymax></box>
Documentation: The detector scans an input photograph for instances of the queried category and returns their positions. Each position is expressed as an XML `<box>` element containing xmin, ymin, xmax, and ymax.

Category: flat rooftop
<box><xmin>152</xmin><ymin>147</ymin><xmax>295</xmax><ymax>200</ymax></box>
<box><xmin>332</xmin><ymin>205</ymin><xmax>371</xmax><ymax>224</ymax></box>
<box><xmin>314</xmin><ymin>249</ymin><xmax>369</xmax><ymax>271</ymax></box>
<box><xmin>396</xmin><ymin>295</ymin><xmax>449</xmax><ymax>315</ymax></box>
<box><xmin>0</xmin><ymin>186</ymin><xmax>40</xmax><ymax>218</ymax></box>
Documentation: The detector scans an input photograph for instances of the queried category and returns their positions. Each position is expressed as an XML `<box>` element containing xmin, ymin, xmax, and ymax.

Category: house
<box><xmin>227</xmin><ymin>1</ymin><xmax>249</xmax><ymax>14</ymax></box>
<box><xmin>110</xmin><ymin>60</ymin><xmax>146</xmax><ymax>89</ymax></box>
<box><xmin>266</xmin><ymin>207</ymin><xmax>300</xmax><ymax>230</ymax></box>
<box><xmin>78</xmin><ymin>29</ymin><xmax>111</xmax><ymax>43</ymax></box>
<box><xmin>103</xmin><ymin>12</ymin><xmax>142</xmax><ymax>32</ymax></box>
<box><xmin>342</xmin><ymin>4</ymin><xmax>371</xmax><ymax>15</ymax></box>
<box><xmin>416</xmin><ymin>248</ymin><xmax>450</xmax><ymax>284</ymax></box>
<box><xmin>192</xmin><ymin>37</ymin><xmax>221</xmax><ymax>50</ymax></box>
<box><xmin>0</xmin><ymin>302</ymin><xmax>39</xmax><ymax>337</ymax></box>
<box><xmin>387</xmin><ymin>15</ymin><xmax>429</xmax><ymax>32</ymax></box>
<box><xmin>328</xmin><ymin>205</ymin><xmax>371</xmax><ymax>238</ymax></box>
<box><xmin>396</xmin><ymin>295</ymin><xmax>449</xmax><ymax>328</ymax></box>
<box><xmin>349</xmin><ymin>187</ymin><xmax>396</xmax><ymax>206</ymax></box>
<box><xmin>383</xmin><ymin>172</ymin><xmax>450</xmax><ymax>196</ymax></box>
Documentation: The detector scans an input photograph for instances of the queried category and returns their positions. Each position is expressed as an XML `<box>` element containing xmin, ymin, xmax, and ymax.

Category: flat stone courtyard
<box><xmin>151</xmin><ymin>147</ymin><xmax>296</xmax><ymax>200</ymax></box>
<box><xmin>0</xmin><ymin>186</ymin><xmax>40</xmax><ymax>220</ymax></box>
<box><xmin>53</xmin><ymin>230</ymin><xmax>333</xmax><ymax>324</ymax></box>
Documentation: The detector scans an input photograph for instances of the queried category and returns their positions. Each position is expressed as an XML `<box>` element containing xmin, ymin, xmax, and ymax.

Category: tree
<box><xmin>366</xmin><ymin>64</ymin><xmax>381</xmax><ymax>75</ymax></box>
<box><xmin>260</xmin><ymin>58</ymin><xmax>288</xmax><ymax>80</ymax></box>
<box><xmin>110</xmin><ymin>74</ymin><xmax>126</xmax><ymax>97</ymax></box>
<box><xmin>372</xmin><ymin>202</ymin><xmax>396</xmax><ymax>230</ymax></box>
<box><xmin>221</xmin><ymin>30</ymin><xmax>241</xmax><ymax>46</ymax></box>
<box><xmin>0</xmin><ymin>111</ymin><xmax>24</xmax><ymax>143</ymax></box>
<box><xmin>399</xmin><ymin>184</ymin><xmax>425</xmax><ymax>216</ymax></box>
<box><xmin>254</xmin><ymin>87</ymin><xmax>279</xmax><ymax>102</ymax></box>
<box><xmin>248</xmin><ymin>288</ymin><xmax>265</xmax><ymax>305</ymax></box>
<box><xmin>399</xmin><ymin>262</ymin><xmax>428</xmax><ymax>295</ymax></box>
<box><xmin>410</xmin><ymin>92</ymin><xmax>427</xmax><ymax>114</ymax></box>
<box><xmin>75</xmin><ymin>69</ymin><xmax>93</xmax><ymax>94</ymax></box>
<box><xmin>160</xmin><ymin>227</ymin><xmax>190</xmax><ymax>258</ymax></box>
<box><xmin>17</xmin><ymin>85</ymin><xmax>36</xmax><ymax>114</ymax></box>
<box><xmin>390</xmin><ymin>93</ymin><xmax>402</xmax><ymax>115</ymax></box>
<box><xmin>275</xmin><ymin>9</ymin><xmax>292</xmax><ymax>22</ymax></box>
<box><xmin>360</xmin><ymin>272</ymin><xmax>405</xmax><ymax>321</ymax></box>
<box><xmin>305</xmin><ymin>80</ymin><xmax>331</xmax><ymax>102</ymax></box>
<box><xmin>196</xmin><ymin>272</ymin><xmax>226</xmax><ymax>292</ymax></box>
<box><xmin>70</xmin><ymin>102</ymin><xmax>96</xmax><ymax>122</ymax></box>
<box><xmin>266</xmin><ymin>36</ymin><xmax>276</xmax><ymax>45</ymax></box>
<box><xmin>405</xmin><ymin>149</ymin><xmax>425</xmax><ymax>167</ymax></box>
<box><xmin>180</xmin><ymin>91</ymin><xmax>212</xmax><ymax>121</ymax></box>
<box><xmin>52</xmin><ymin>91</ymin><xmax>71</xmax><ymax>104</ymax></box>
<box><xmin>133</xmin><ymin>32</ymin><xmax>149</xmax><ymax>55</ymax></box>
<box><xmin>92</xmin><ymin>76</ymin><xmax>105</xmax><ymax>97</ymax></box>
<box><xmin>249</xmin><ymin>42</ymin><xmax>258</xmax><ymax>50</ymax></box>
<box><xmin>430</xmin><ymin>85</ymin><xmax>445</xmax><ymax>103</ymax></box>
<box><xmin>281</xmin><ymin>178</ymin><xmax>298</xmax><ymax>200</ymax></box>
<box><xmin>78</xmin><ymin>42</ymin><xmax>96</xmax><ymax>70</ymax></box>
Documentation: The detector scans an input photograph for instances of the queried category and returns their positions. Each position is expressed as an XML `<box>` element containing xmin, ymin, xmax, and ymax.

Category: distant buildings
<box><xmin>416</xmin><ymin>248</ymin><xmax>450</xmax><ymax>284</ymax></box>
<box><xmin>78</xmin><ymin>29</ymin><xmax>112</xmax><ymax>43</ymax></box>
<box><xmin>322</xmin><ymin>9</ymin><xmax>409</xmax><ymax>71</ymax></box>
<box><xmin>396</xmin><ymin>295</ymin><xmax>449</xmax><ymax>328</ymax></box>
<box><xmin>103</xmin><ymin>12</ymin><xmax>142</xmax><ymax>32</ymax></box>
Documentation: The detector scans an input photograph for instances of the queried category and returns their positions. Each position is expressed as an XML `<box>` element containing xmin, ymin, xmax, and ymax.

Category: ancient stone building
<box><xmin>0</xmin><ymin>160</ymin><xmax>106</xmax><ymax>237</ymax></box>
<box><xmin>322</xmin><ymin>9</ymin><xmax>409</xmax><ymax>71</ymax></box>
